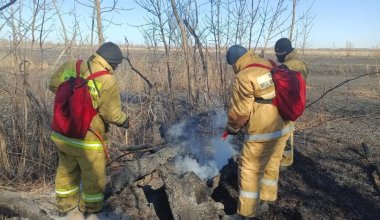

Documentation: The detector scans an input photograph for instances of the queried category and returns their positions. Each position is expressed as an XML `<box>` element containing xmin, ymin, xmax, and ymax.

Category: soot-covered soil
<box><xmin>257</xmin><ymin>72</ymin><xmax>380</xmax><ymax>220</ymax></box>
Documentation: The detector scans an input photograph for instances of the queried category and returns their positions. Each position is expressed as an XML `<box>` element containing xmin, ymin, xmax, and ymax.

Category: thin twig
<box><xmin>306</xmin><ymin>72</ymin><xmax>380</xmax><ymax>108</ymax></box>
<box><xmin>298</xmin><ymin>111</ymin><xmax>379</xmax><ymax>131</ymax></box>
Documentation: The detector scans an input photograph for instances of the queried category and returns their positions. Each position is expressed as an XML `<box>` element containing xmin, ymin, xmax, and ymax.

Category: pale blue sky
<box><xmin>111</xmin><ymin>0</ymin><xmax>380</xmax><ymax>48</ymax></box>
<box><xmin>1</xmin><ymin>0</ymin><xmax>379</xmax><ymax>49</ymax></box>
<box><xmin>310</xmin><ymin>0</ymin><xmax>380</xmax><ymax>48</ymax></box>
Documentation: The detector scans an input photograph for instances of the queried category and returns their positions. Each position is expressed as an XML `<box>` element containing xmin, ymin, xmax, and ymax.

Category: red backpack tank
<box><xmin>51</xmin><ymin>60</ymin><xmax>109</xmax><ymax>138</ymax></box>
<box><xmin>244</xmin><ymin>61</ymin><xmax>306</xmax><ymax>121</ymax></box>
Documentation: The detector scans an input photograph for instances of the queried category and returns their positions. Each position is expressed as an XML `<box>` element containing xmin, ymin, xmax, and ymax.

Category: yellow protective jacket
<box><xmin>226</xmin><ymin>51</ymin><xmax>292</xmax><ymax>141</ymax></box>
<box><xmin>283</xmin><ymin>49</ymin><xmax>309</xmax><ymax>80</ymax></box>
<box><xmin>49</xmin><ymin>54</ymin><xmax>127</xmax><ymax>142</ymax></box>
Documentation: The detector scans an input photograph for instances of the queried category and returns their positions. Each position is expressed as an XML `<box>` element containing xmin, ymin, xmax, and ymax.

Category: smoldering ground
<box><xmin>166</xmin><ymin>111</ymin><xmax>238</xmax><ymax>180</ymax></box>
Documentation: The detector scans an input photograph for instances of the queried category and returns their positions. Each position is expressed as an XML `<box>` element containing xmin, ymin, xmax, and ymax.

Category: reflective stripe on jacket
<box><xmin>244</xmin><ymin>125</ymin><xmax>294</xmax><ymax>142</ymax></box>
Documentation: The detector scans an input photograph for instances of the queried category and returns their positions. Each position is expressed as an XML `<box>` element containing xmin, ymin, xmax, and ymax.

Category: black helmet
<box><xmin>226</xmin><ymin>45</ymin><xmax>247</xmax><ymax>65</ymax></box>
<box><xmin>274</xmin><ymin>38</ymin><xmax>293</xmax><ymax>54</ymax></box>
<box><xmin>96</xmin><ymin>42</ymin><xmax>124</xmax><ymax>65</ymax></box>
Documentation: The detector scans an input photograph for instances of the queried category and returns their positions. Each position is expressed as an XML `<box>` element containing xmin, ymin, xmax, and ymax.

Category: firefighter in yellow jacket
<box><xmin>48</xmin><ymin>42</ymin><xmax>129</xmax><ymax>214</ymax></box>
<box><xmin>274</xmin><ymin>38</ymin><xmax>309</xmax><ymax>167</ymax></box>
<box><xmin>223</xmin><ymin>45</ymin><xmax>293</xmax><ymax>219</ymax></box>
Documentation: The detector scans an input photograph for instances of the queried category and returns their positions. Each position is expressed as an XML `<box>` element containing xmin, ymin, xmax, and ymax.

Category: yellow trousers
<box><xmin>53</xmin><ymin>136</ymin><xmax>106</xmax><ymax>214</ymax></box>
<box><xmin>237</xmin><ymin>134</ymin><xmax>289</xmax><ymax>217</ymax></box>
<box><xmin>281</xmin><ymin>131</ymin><xmax>294</xmax><ymax>167</ymax></box>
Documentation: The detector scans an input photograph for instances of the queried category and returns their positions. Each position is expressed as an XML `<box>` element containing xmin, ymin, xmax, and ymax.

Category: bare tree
<box><xmin>183</xmin><ymin>17</ymin><xmax>209</xmax><ymax>94</ymax></box>
<box><xmin>170</xmin><ymin>0</ymin><xmax>195</xmax><ymax>107</ymax></box>
<box><xmin>231</xmin><ymin>0</ymin><xmax>248</xmax><ymax>45</ymax></box>
<box><xmin>205</xmin><ymin>0</ymin><xmax>229</xmax><ymax>105</ymax></box>
<box><xmin>95</xmin><ymin>0</ymin><xmax>104</xmax><ymax>44</ymax></box>
<box><xmin>135</xmin><ymin>0</ymin><xmax>174</xmax><ymax>94</ymax></box>
<box><xmin>73</xmin><ymin>0</ymin><xmax>128</xmax><ymax>46</ymax></box>
<box><xmin>299</xmin><ymin>14</ymin><xmax>314</xmax><ymax>55</ymax></box>
<box><xmin>52</xmin><ymin>0</ymin><xmax>71</xmax><ymax>56</ymax></box>
<box><xmin>289</xmin><ymin>0</ymin><xmax>299</xmax><ymax>41</ymax></box>
<box><xmin>248</xmin><ymin>0</ymin><xmax>261</xmax><ymax>50</ymax></box>
<box><xmin>261</xmin><ymin>0</ymin><xmax>287</xmax><ymax>51</ymax></box>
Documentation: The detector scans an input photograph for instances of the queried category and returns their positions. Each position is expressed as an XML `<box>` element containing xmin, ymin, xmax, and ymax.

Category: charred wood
<box><xmin>159</xmin><ymin>166</ymin><xmax>225</xmax><ymax>220</ymax></box>
<box><xmin>109</xmin><ymin>145</ymin><xmax>180</xmax><ymax>194</ymax></box>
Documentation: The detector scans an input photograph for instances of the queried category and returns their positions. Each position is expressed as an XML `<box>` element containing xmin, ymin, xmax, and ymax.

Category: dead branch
<box><xmin>298</xmin><ymin>111</ymin><xmax>379</xmax><ymax>131</ymax></box>
<box><xmin>124</xmin><ymin>56</ymin><xmax>153</xmax><ymax>89</ymax></box>
<box><xmin>124</xmin><ymin>37</ymin><xmax>153</xmax><ymax>89</ymax></box>
<box><xmin>107</xmin><ymin>142</ymin><xmax>165</xmax><ymax>167</ymax></box>
<box><xmin>306</xmin><ymin>72</ymin><xmax>380</xmax><ymax>108</ymax></box>
<box><xmin>111</xmin><ymin>141</ymin><xmax>161</xmax><ymax>152</ymax></box>
<box><xmin>0</xmin><ymin>0</ymin><xmax>16</xmax><ymax>11</ymax></box>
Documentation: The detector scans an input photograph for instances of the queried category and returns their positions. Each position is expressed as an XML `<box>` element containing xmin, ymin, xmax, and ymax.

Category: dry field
<box><xmin>0</xmin><ymin>48</ymin><xmax>379</xmax><ymax>219</ymax></box>
<box><xmin>261</xmin><ymin>54</ymin><xmax>380</xmax><ymax>219</ymax></box>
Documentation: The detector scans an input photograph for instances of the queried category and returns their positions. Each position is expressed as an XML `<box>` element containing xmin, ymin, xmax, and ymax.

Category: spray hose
<box><xmin>89</xmin><ymin>128</ymin><xmax>110</xmax><ymax>161</ymax></box>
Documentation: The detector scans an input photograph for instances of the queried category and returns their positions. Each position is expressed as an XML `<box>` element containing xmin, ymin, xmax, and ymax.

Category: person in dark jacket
<box><xmin>274</xmin><ymin>38</ymin><xmax>309</xmax><ymax>167</ymax></box>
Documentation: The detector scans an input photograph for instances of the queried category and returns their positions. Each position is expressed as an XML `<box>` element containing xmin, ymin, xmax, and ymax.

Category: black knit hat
<box><xmin>226</xmin><ymin>45</ymin><xmax>248</xmax><ymax>65</ymax></box>
<box><xmin>275</xmin><ymin>38</ymin><xmax>293</xmax><ymax>54</ymax></box>
<box><xmin>96</xmin><ymin>42</ymin><xmax>124</xmax><ymax>64</ymax></box>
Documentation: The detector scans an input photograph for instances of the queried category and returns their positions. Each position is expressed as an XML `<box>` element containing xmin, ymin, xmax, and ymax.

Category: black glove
<box><xmin>119</xmin><ymin>117</ymin><xmax>130</xmax><ymax>129</ymax></box>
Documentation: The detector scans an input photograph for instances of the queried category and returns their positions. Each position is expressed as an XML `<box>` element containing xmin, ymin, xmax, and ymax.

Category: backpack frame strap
<box><xmin>268</xmin><ymin>59</ymin><xmax>277</xmax><ymax>67</ymax></box>
<box><xmin>76</xmin><ymin>60</ymin><xmax>83</xmax><ymax>77</ymax></box>
<box><xmin>86</xmin><ymin>61</ymin><xmax>109</xmax><ymax>97</ymax></box>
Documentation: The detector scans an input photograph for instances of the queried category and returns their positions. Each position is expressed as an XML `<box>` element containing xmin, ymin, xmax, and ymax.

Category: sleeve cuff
<box><xmin>225</xmin><ymin>124</ymin><xmax>240</xmax><ymax>135</ymax></box>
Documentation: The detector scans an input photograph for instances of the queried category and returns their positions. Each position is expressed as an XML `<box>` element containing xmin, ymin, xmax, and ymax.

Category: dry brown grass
<box><xmin>0</xmin><ymin>46</ymin><xmax>379</xmax><ymax>188</ymax></box>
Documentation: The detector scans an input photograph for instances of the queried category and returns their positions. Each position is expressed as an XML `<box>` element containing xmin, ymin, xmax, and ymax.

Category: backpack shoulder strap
<box><xmin>244</xmin><ymin>63</ymin><xmax>272</xmax><ymax>71</ymax></box>
<box><xmin>87</xmin><ymin>70</ymin><xmax>109</xmax><ymax>80</ymax></box>
<box><xmin>278</xmin><ymin>64</ymin><xmax>289</xmax><ymax>70</ymax></box>
<box><xmin>86</xmin><ymin>60</ymin><xmax>109</xmax><ymax>80</ymax></box>
<box><xmin>86</xmin><ymin>60</ymin><xmax>109</xmax><ymax>98</ymax></box>
<box><xmin>244</xmin><ymin>59</ymin><xmax>277</xmax><ymax>71</ymax></box>
<box><xmin>76</xmin><ymin>60</ymin><xmax>83</xmax><ymax>77</ymax></box>
<box><xmin>268</xmin><ymin>59</ymin><xmax>277</xmax><ymax>67</ymax></box>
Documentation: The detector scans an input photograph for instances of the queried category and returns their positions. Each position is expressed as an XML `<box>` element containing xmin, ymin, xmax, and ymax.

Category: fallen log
<box><xmin>0</xmin><ymin>190</ymin><xmax>54</xmax><ymax>220</ymax></box>
<box><xmin>159</xmin><ymin>166</ymin><xmax>225</xmax><ymax>220</ymax></box>
<box><xmin>109</xmin><ymin>144</ymin><xmax>180</xmax><ymax>193</ymax></box>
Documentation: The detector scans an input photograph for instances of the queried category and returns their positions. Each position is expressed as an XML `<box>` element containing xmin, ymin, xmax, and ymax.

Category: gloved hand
<box><xmin>221</xmin><ymin>127</ymin><xmax>239</xmax><ymax>140</ymax></box>
<box><xmin>119</xmin><ymin>117</ymin><xmax>130</xmax><ymax>129</ymax></box>
<box><xmin>221</xmin><ymin>130</ymin><xmax>229</xmax><ymax>140</ymax></box>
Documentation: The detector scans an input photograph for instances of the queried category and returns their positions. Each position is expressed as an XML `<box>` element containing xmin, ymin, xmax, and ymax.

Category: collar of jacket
<box><xmin>284</xmin><ymin>49</ymin><xmax>298</xmax><ymax>62</ymax></box>
<box><xmin>234</xmin><ymin>50</ymin><xmax>271</xmax><ymax>73</ymax></box>
<box><xmin>89</xmin><ymin>54</ymin><xmax>114</xmax><ymax>74</ymax></box>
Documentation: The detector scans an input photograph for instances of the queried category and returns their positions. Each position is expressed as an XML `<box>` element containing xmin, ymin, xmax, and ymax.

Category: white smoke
<box><xmin>175</xmin><ymin>156</ymin><xmax>219</xmax><ymax>180</ymax></box>
<box><xmin>168</xmin><ymin>111</ymin><xmax>238</xmax><ymax>180</ymax></box>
